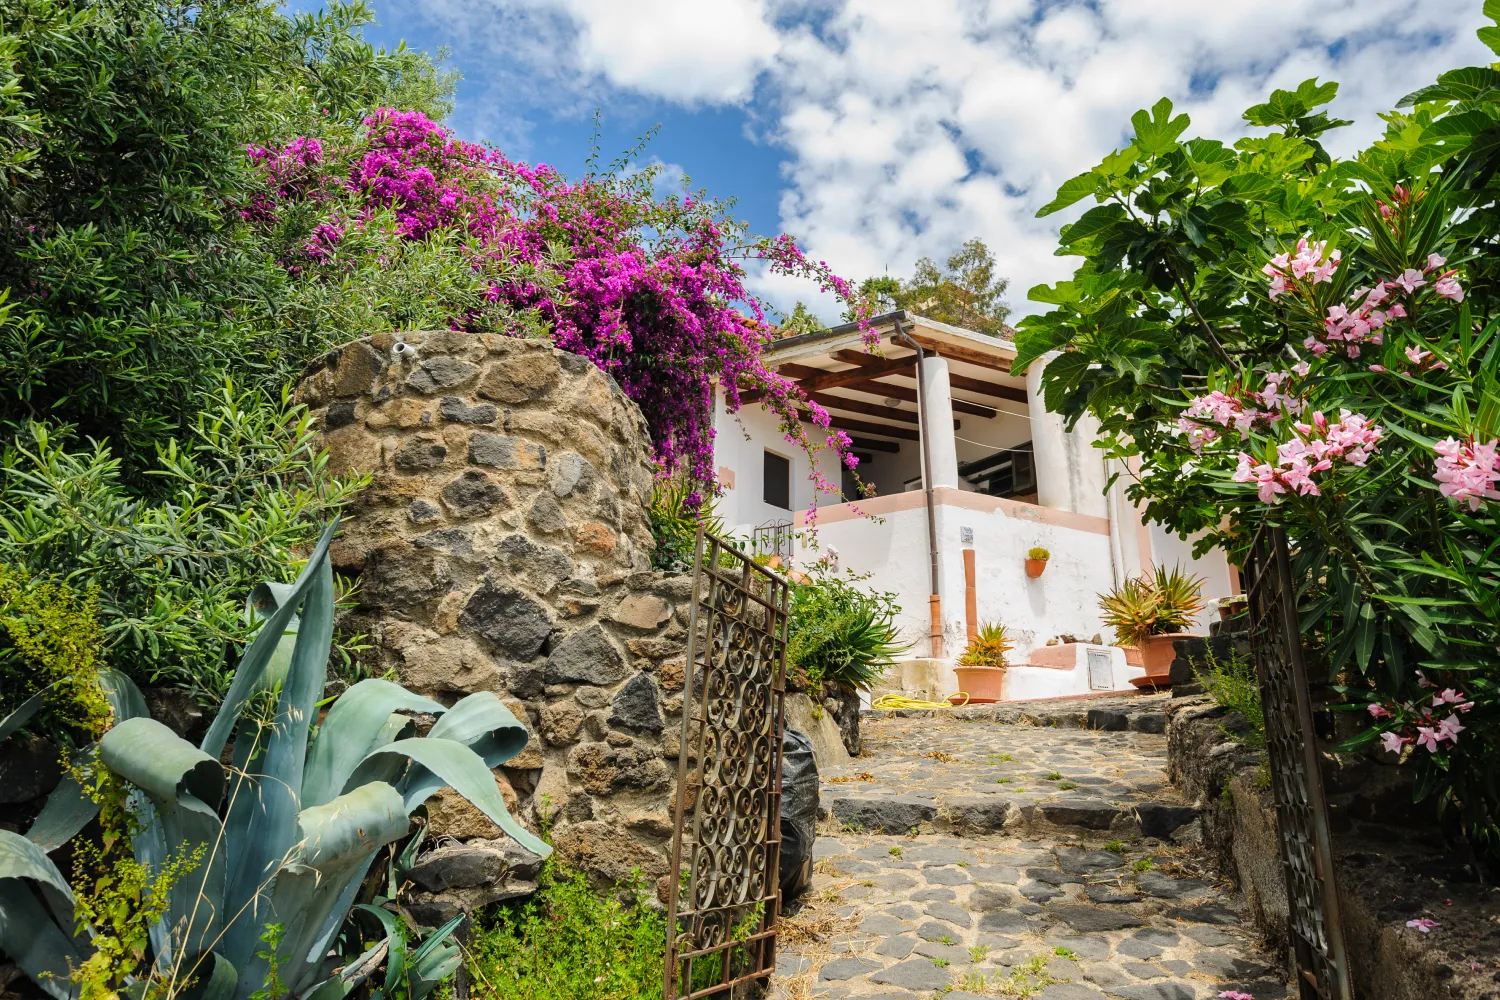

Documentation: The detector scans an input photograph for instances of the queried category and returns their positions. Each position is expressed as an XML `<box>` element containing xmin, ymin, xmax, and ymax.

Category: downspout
<box><xmin>893</xmin><ymin>317</ymin><xmax>944</xmax><ymax>659</ymax></box>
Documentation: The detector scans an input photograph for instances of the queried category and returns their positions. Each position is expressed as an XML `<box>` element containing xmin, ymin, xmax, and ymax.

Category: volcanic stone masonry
<box><xmin>297</xmin><ymin>330</ymin><xmax>696</xmax><ymax>910</ymax></box>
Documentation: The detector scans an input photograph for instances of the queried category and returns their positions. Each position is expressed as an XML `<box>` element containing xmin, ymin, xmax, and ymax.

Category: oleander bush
<box><xmin>1018</xmin><ymin>11</ymin><xmax>1500</xmax><ymax>861</ymax></box>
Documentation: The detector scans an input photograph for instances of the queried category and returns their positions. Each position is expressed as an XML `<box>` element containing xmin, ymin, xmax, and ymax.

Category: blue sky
<box><xmin>324</xmin><ymin>0</ymin><xmax>1491</xmax><ymax>322</ymax></box>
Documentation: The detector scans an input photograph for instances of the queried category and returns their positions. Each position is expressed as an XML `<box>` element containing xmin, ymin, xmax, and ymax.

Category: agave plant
<box><xmin>958</xmin><ymin>623</ymin><xmax>1012</xmax><ymax>667</ymax></box>
<box><xmin>0</xmin><ymin>522</ymin><xmax>548</xmax><ymax>1000</ymax></box>
<box><xmin>1098</xmin><ymin>566</ymin><xmax>1206</xmax><ymax>647</ymax></box>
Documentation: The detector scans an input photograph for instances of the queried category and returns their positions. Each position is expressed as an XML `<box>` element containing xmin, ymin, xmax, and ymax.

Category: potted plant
<box><xmin>951</xmin><ymin>622</ymin><xmax>1011</xmax><ymax>703</ymax></box>
<box><xmin>1218</xmin><ymin>594</ymin><xmax>1248</xmax><ymax>621</ymax></box>
<box><xmin>1098</xmin><ymin>566</ymin><xmax>1206</xmax><ymax>684</ymax></box>
<box><xmin>1025</xmin><ymin>546</ymin><xmax>1050</xmax><ymax>578</ymax></box>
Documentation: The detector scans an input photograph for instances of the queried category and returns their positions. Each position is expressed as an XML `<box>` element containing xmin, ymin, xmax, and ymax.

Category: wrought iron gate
<box><xmin>1242</xmin><ymin>525</ymin><xmax>1353</xmax><ymax>1000</ymax></box>
<box><xmin>664</xmin><ymin>527</ymin><xmax>790</xmax><ymax>999</ymax></box>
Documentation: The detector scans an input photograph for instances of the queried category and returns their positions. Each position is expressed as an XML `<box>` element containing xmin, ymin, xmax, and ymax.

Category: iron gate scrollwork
<box><xmin>1242</xmin><ymin>524</ymin><xmax>1353</xmax><ymax>1000</ymax></box>
<box><xmin>664</xmin><ymin>526</ymin><xmax>789</xmax><ymax>999</ymax></box>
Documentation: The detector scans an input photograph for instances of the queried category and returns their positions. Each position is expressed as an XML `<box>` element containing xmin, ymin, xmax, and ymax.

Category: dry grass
<box><xmin>827</xmin><ymin>771</ymin><xmax>875</xmax><ymax>783</ymax></box>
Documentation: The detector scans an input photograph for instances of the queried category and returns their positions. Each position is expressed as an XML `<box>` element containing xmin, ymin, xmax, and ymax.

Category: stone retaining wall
<box><xmin>297</xmin><ymin>330</ymin><xmax>691</xmax><ymax>897</ymax></box>
<box><xmin>1166</xmin><ymin>696</ymin><xmax>1498</xmax><ymax>998</ymax></box>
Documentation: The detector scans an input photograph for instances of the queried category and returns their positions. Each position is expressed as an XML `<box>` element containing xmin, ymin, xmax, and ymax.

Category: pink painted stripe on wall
<box><xmin>795</xmin><ymin>487</ymin><xmax>1111</xmax><ymax>536</ymax></box>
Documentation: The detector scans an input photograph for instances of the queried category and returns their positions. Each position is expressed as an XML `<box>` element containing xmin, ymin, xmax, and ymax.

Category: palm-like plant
<box><xmin>787</xmin><ymin>574</ymin><xmax>907</xmax><ymax>691</ymax></box>
<box><xmin>0</xmin><ymin>522</ymin><xmax>548</xmax><ymax>1000</ymax></box>
<box><xmin>1148</xmin><ymin>565</ymin><xmax>1206</xmax><ymax>634</ymax></box>
<box><xmin>958</xmin><ymin>623</ymin><xmax>1012</xmax><ymax>667</ymax></box>
<box><xmin>1098</xmin><ymin>566</ymin><xmax>1206</xmax><ymax>647</ymax></box>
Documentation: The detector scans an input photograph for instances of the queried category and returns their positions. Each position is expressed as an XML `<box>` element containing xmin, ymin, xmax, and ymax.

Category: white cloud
<box><xmin>559</xmin><ymin>0</ymin><xmax>780</xmax><ymax>102</ymax></box>
<box><xmin>402</xmin><ymin>0</ymin><xmax>1493</xmax><ymax>319</ymax></box>
<box><xmin>747</xmin><ymin>0</ymin><xmax>1491</xmax><ymax>318</ymax></box>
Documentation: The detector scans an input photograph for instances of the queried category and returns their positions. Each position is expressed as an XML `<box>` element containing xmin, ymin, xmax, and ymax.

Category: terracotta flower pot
<box><xmin>952</xmin><ymin>665</ymin><xmax>1006</xmax><ymax>704</ymax></box>
<box><xmin>1121</xmin><ymin>645</ymin><xmax>1144</xmax><ymax>667</ymax></box>
<box><xmin>1218</xmin><ymin>599</ymin><xmax>1247</xmax><ymax>621</ymax></box>
<box><xmin>1025</xmin><ymin>558</ymin><xmax>1048</xmax><ymax>578</ymax></box>
<box><xmin>1141</xmin><ymin>632</ymin><xmax>1197</xmax><ymax>677</ymax></box>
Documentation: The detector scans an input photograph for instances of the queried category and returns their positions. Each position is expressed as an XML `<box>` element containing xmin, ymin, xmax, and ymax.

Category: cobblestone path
<box><xmin>767</xmin><ymin>707</ymin><xmax>1288</xmax><ymax>1000</ymax></box>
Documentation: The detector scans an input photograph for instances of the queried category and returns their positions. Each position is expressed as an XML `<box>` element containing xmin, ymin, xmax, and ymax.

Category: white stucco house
<box><xmin>711</xmin><ymin>311</ymin><xmax>1237</xmax><ymax>703</ymax></box>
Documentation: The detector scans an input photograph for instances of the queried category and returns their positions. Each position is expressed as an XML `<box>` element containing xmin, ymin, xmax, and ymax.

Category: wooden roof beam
<box><xmin>829</xmin><ymin>350</ymin><xmax>1027</xmax><ymax>405</ymax></box>
<box><xmin>903</xmin><ymin>333</ymin><xmax>1014</xmax><ymax>375</ymax></box>
<box><xmin>836</xmin><ymin>378</ymin><xmax>998</xmax><ymax>419</ymax></box>
<box><xmin>740</xmin><ymin>356</ymin><xmax>915</xmax><ymax>404</ymax></box>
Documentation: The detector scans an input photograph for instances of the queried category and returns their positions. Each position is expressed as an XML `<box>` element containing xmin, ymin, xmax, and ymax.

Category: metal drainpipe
<box><xmin>893</xmin><ymin>317</ymin><xmax>943</xmax><ymax>659</ymax></box>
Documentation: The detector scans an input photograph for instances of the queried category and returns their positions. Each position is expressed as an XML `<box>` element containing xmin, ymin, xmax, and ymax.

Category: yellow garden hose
<box><xmin>871</xmin><ymin>692</ymin><xmax>971</xmax><ymax>710</ymax></box>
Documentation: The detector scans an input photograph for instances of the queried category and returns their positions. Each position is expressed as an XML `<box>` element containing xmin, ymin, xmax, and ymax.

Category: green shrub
<box><xmin>647</xmin><ymin>479</ymin><xmax>724</xmax><ymax>573</ymax></box>
<box><xmin>958</xmin><ymin>622</ymin><xmax>1012</xmax><ymax>667</ymax></box>
<box><xmin>1027</xmin><ymin>546</ymin><xmax>1050</xmax><ymax>561</ymax></box>
<box><xmin>466</xmin><ymin>863</ymin><xmax>668</xmax><ymax>1000</ymax></box>
<box><xmin>0</xmin><ymin>389</ymin><xmax>367</xmax><ymax>708</ymax></box>
<box><xmin>787</xmin><ymin>571</ymin><xmax>908</xmax><ymax>691</ymax></box>
<box><xmin>1097</xmin><ymin>565</ymin><xmax>1205</xmax><ymax>647</ymax></box>
<box><xmin>1200</xmin><ymin>651</ymin><xmax>1267</xmax><ymax>749</ymax></box>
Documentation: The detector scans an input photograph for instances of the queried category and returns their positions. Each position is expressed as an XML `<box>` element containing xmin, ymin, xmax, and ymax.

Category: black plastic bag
<box><xmin>778</xmin><ymin>728</ymin><xmax>819</xmax><ymax>903</ymax></box>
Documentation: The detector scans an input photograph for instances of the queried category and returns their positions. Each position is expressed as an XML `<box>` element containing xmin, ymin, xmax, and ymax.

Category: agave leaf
<box><xmin>352</xmin><ymin>904</ymin><xmax>407</xmax><ymax>1000</ymax></box>
<box><xmin>0</xmin><ymin>830</ymin><xmax>90</xmax><ymax>1000</ymax></box>
<box><xmin>425</xmin><ymin>692</ymin><xmax>530</xmax><ymax>768</ymax></box>
<box><xmin>100</xmin><ymin>717</ymin><xmax>227</xmax><ymax>966</ymax></box>
<box><xmin>219</xmin><ymin>524</ymin><xmax>338</xmax><ymax>974</ymax></box>
<box><xmin>300</xmin><ymin>680</ymin><xmax>446</xmax><ymax>809</ymax></box>
<box><xmin>99</xmin><ymin>669</ymin><xmax>148</xmax><ymax>725</ymax></box>
<box><xmin>0</xmin><ymin>682</ymin><xmax>60</xmax><ymax>744</ymax></box>
<box><xmin>176</xmin><ymin>950</ymin><xmax>237</xmax><ymax>1000</ymax></box>
<box><xmin>406</xmin><ymin>913</ymin><xmax>463</xmax><ymax>1000</ymax></box>
<box><xmin>347</xmin><ymin>737</ymin><xmax>550</xmax><ymax>857</ymax></box>
<box><xmin>201</xmin><ymin>520</ymin><xmax>338</xmax><ymax>758</ymax></box>
<box><xmin>26</xmin><ymin>746</ymin><xmax>96</xmax><ymax>852</ymax></box>
<box><xmin>235</xmin><ymin>782</ymin><xmax>410</xmax><ymax>999</ymax></box>
<box><xmin>23</xmin><ymin>671</ymin><xmax>149</xmax><ymax>851</ymax></box>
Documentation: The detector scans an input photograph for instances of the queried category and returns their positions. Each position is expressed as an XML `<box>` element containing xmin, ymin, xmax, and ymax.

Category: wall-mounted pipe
<box><xmin>893</xmin><ymin>317</ymin><xmax>944</xmax><ymax>659</ymax></box>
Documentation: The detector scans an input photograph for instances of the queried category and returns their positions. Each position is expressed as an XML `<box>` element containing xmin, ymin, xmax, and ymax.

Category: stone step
<box><xmin>868</xmin><ymin>698</ymin><xmax>1168</xmax><ymax>734</ymax></box>
<box><xmin>823</xmin><ymin>789</ymin><xmax>1199</xmax><ymax>840</ymax></box>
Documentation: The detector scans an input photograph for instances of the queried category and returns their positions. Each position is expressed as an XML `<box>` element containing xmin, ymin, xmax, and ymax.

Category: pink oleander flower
<box><xmin>1367</xmin><ymin>703</ymin><xmax>1391</xmax><ymax>719</ymax></box>
<box><xmin>1233</xmin><ymin>452</ymin><xmax>1286</xmax><ymax>503</ymax></box>
<box><xmin>1437</xmin><ymin>713</ymin><xmax>1466</xmax><ymax>743</ymax></box>
<box><xmin>1425</xmin><ymin>253</ymin><xmax>1447</xmax><ymax>272</ymax></box>
<box><xmin>1435</xmin><ymin>276</ymin><xmax>1465</xmax><ymax>302</ymax></box>
<box><xmin>1433</xmin><ymin>437</ymin><xmax>1500</xmax><ymax>511</ymax></box>
<box><xmin>1433</xmin><ymin>688</ymin><xmax>1468</xmax><ymax>707</ymax></box>
<box><xmin>1380</xmin><ymin>731</ymin><xmax>1408</xmax><ymax>754</ymax></box>
<box><xmin>1416</xmin><ymin>670</ymin><xmax>1433</xmax><ymax>689</ymax></box>
<box><xmin>1407</xmin><ymin>918</ymin><xmax>1440</xmax><ymax>933</ymax></box>
<box><xmin>1218</xmin><ymin>993</ymin><xmax>1255</xmax><ymax>1000</ymax></box>
<box><xmin>1292</xmin><ymin>361</ymin><xmax>1310</xmax><ymax>377</ymax></box>
<box><xmin>1416</xmin><ymin>727</ymin><xmax>1441</xmax><ymax>753</ymax></box>
<box><xmin>1392</xmin><ymin>268</ymin><xmax>1426</xmax><ymax>294</ymax></box>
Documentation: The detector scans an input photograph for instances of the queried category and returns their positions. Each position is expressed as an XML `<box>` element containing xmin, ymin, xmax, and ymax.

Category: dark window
<box><xmin>958</xmin><ymin>442</ymin><xmax>1037</xmax><ymax>499</ymax></box>
<box><xmin>841</xmin><ymin>453</ymin><xmax>872</xmax><ymax>501</ymax></box>
<box><xmin>763</xmin><ymin>451</ymin><xmax>791</xmax><ymax>509</ymax></box>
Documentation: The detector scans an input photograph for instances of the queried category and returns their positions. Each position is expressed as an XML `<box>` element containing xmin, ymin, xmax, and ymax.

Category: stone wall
<box><xmin>297</xmin><ymin>330</ymin><xmax>692</xmax><ymax>893</ymax></box>
<box><xmin>1166</xmin><ymin>692</ymin><xmax>1496</xmax><ymax>998</ymax></box>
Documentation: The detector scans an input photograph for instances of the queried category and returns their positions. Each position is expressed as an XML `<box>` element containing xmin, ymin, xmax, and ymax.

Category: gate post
<box><xmin>1242</xmin><ymin>524</ymin><xmax>1353</xmax><ymax>1000</ymax></box>
<box><xmin>664</xmin><ymin>526</ymin><xmax>790</xmax><ymax>999</ymax></box>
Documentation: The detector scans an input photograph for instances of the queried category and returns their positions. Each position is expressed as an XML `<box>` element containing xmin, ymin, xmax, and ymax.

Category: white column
<box><xmin>921</xmin><ymin>357</ymin><xmax>960</xmax><ymax>489</ymax></box>
<box><xmin>1025</xmin><ymin>352</ymin><xmax>1108</xmax><ymax>517</ymax></box>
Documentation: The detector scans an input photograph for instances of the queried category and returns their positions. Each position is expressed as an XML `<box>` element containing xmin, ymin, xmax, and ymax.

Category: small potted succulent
<box><xmin>1025</xmin><ymin>546</ymin><xmax>1051</xmax><ymax>578</ymax></box>
<box><xmin>1098</xmin><ymin>566</ymin><xmax>1206</xmax><ymax>685</ymax></box>
<box><xmin>951</xmin><ymin>622</ymin><xmax>1011</xmax><ymax>704</ymax></box>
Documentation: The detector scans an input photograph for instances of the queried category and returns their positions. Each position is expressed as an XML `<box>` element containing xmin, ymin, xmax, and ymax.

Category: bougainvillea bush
<box><xmin>1</xmin><ymin>0</ymin><xmax>861</xmax><ymax>710</ymax></box>
<box><xmin>1015</xmin><ymin>21</ymin><xmax>1500</xmax><ymax>858</ymax></box>
<box><xmin>241</xmin><ymin>107</ymin><xmax>864</xmax><ymax>499</ymax></box>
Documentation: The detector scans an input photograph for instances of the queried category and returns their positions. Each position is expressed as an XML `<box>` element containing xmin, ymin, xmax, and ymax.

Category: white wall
<box><xmin>797</xmin><ymin>491</ymin><xmax>1124</xmax><ymax>695</ymax></box>
<box><xmin>1147</xmin><ymin>523</ymin><xmax>1236</xmax><ymax>632</ymax></box>
<box><xmin>712</xmin><ymin>389</ymin><xmax>845</xmax><ymax>532</ymax></box>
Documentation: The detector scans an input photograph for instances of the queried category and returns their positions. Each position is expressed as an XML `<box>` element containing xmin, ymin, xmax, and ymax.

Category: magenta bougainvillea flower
<box><xmin>241</xmin><ymin>110</ymin><xmax>871</xmax><ymax>504</ymax></box>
